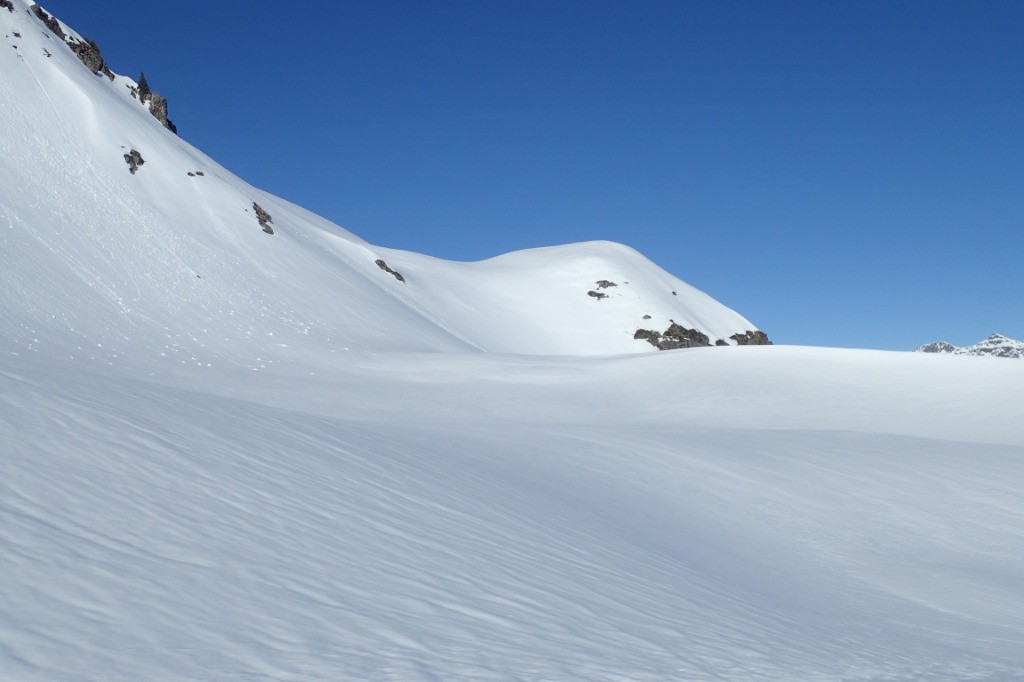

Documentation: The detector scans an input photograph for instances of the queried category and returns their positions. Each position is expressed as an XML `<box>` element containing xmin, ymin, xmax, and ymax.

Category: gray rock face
<box><xmin>375</xmin><ymin>259</ymin><xmax>406</xmax><ymax>283</ymax></box>
<box><xmin>123</xmin><ymin>149</ymin><xmax>144</xmax><ymax>174</ymax></box>
<box><xmin>634</xmin><ymin>323</ymin><xmax>711</xmax><ymax>351</ymax></box>
<box><xmin>730</xmin><ymin>330</ymin><xmax>772</xmax><ymax>346</ymax></box>
<box><xmin>148</xmin><ymin>93</ymin><xmax>177</xmax><ymax>134</ymax></box>
<box><xmin>30</xmin><ymin>5</ymin><xmax>64</xmax><ymax>39</ymax></box>
<box><xmin>252</xmin><ymin>203</ymin><xmax>274</xmax><ymax>234</ymax></box>
<box><xmin>69</xmin><ymin>39</ymin><xmax>114</xmax><ymax>80</ymax></box>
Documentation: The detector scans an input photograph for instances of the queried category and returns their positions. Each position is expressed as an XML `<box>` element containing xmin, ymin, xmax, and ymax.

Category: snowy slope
<box><xmin>916</xmin><ymin>333</ymin><xmax>1024</xmax><ymax>359</ymax></box>
<box><xmin>0</xmin><ymin>0</ymin><xmax>761</xmax><ymax>367</ymax></box>
<box><xmin>4</xmin><ymin>349</ymin><xmax>1024</xmax><ymax>681</ymax></box>
<box><xmin>4</xmin><ymin>3</ymin><xmax>1024</xmax><ymax>681</ymax></box>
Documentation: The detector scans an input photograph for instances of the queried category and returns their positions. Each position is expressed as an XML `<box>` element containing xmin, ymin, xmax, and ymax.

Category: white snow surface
<box><xmin>3</xmin><ymin>3</ymin><xmax>1024</xmax><ymax>680</ymax></box>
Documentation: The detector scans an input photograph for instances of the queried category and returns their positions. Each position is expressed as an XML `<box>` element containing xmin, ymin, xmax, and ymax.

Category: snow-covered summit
<box><xmin>915</xmin><ymin>333</ymin><xmax>1024</xmax><ymax>359</ymax></box>
<box><xmin>0</xmin><ymin>0</ymin><xmax>765</xmax><ymax>366</ymax></box>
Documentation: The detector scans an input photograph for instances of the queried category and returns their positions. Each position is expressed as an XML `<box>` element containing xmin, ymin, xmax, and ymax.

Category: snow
<box><xmin>3</xmin><ymin>2</ymin><xmax>1024</xmax><ymax>680</ymax></box>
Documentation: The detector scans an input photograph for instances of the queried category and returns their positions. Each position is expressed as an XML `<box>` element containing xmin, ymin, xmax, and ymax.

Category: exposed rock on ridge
<box><xmin>30</xmin><ymin>4</ymin><xmax>177</xmax><ymax>132</ymax></box>
<box><xmin>915</xmin><ymin>334</ymin><xmax>1024</xmax><ymax>359</ymax></box>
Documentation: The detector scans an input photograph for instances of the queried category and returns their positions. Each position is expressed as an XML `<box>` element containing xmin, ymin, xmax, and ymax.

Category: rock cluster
<box><xmin>30</xmin><ymin>4</ymin><xmax>63</xmax><ymax>38</ymax></box>
<box><xmin>2</xmin><ymin>1</ymin><xmax>15</xmax><ymax>13</ymax></box>
<box><xmin>634</xmin><ymin>323</ymin><xmax>710</xmax><ymax>350</ymax></box>
<box><xmin>635</xmin><ymin>324</ymin><xmax>772</xmax><ymax>351</ymax></box>
<box><xmin>730</xmin><ymin>330</ymin><xmax>772</xmax><ymax>346</ymax></box>
<box><xmin>123</xmin><ymin>149</ymin><xmax>144</xmax><ymax>174</ymax></box>
<box><xmin>69</xmin><ymin>39</ymin><xmax>113</xmax><ymax>80</ymax></box>
<box><xmin>375</xmin><ymin>259</ymin><xmax>406</xmax><ymax>283</ymax></box>
<box><xmin>253</xmin><ymin>203</ymin><xmax>274</xmax><ymax>234</ymax></box>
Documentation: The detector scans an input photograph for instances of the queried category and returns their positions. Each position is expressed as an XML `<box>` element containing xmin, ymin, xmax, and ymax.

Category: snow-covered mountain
<box><xmin>916</xmin><ymin>333</ymin><xmax>1024</xmax><ymax>359</ymax></box>
<box><xmin>3</xmin><ymin>3</ymin><xmax>1024</xmax><ymax>681</ymax></box>
<box><xmin>1</xmin><ymin>0</ymin><xmax>766</xmax><ymax>366</ymax></box>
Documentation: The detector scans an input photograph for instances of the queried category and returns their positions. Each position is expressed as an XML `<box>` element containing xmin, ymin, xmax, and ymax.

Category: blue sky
<box><xmin>43</xmin><ymin>0</ymin><xmax>1023</xmax><ymax>350</ymax></box>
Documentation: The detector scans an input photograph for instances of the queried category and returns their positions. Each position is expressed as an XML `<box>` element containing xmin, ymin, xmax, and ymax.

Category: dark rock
<box><xmin>253</xmin><ymin>202</ymin><xmax>274</xmax><ymax>234</ymax></box>
<box><xmin>715</xmin><ymin>339</ymin><xmax>729</xmax><ymax>346</ymax></box>
<box><xmin>149</xmin><ymin>92</ymin><xmax>177</xmax><ymax>134</ymax></box>
<box><xmin>375</xmin><ymin>259</ymin><xmax>406</xmax><ymax>283</ymax></box>
<box><xmin>2</xmin><ymin>1</ymin><xmax>15</xmax><ymax>13</ymax></box>
<box><xmin>187</xmin><ymin>172</ymin><xmax>195</xmax><ymax>177</ymax></box>
<box><xmin>195</xmin><ymin>171</ymin><xmax>204</xmax><ymax>176</ymax></box>
<box><xmin>30</xmin><ymin>5</ymin><xmax>65</xmax><ymax>40</ymax></box>
<box><xmin>69</xmin><ymin>38</ymin><xmax>113</xmax><ymax>79</ymax></box>
<box><xmin>730</xmin><ymin>330</ymin><xmax>772</xmax><ymax>346</ymax></box>
<box><xmin>587</xmin><ymin>291</ymin><xmax>608</xmax><ymax>300</ymax></box>
<box><xmin>123</xmin><ymin>149</ymin><xmax>144</xmax><ymax>174</ymax></box>
<box><xmin>642</xmin><ymin>314</ymin><xmax>651</xmax><ymax>320</ymax></box>
<box><xmin>916</xmin><ymin>341</ymin><xmax>958</xmax><ymax>354</ymax></box>
<box><xmin>595</xmin><ymin>280</ymin><xmax>617</xmax><ymax>289</ymax></box>
<box><xmin>634</xmin><ymin>323</ymin><xmax>711</xmax><ymax>351</ymax></box>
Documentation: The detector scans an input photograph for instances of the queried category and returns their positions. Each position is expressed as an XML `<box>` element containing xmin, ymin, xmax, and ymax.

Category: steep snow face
<box><xmin>915</xmin><ymin>333</ymin><xmax>1024</xmax><ymax>359</ymax></box>
<box><xmin>0</xmin><ymin>1</ymin><xmax>761</xmax><ymax>366</ymax></box>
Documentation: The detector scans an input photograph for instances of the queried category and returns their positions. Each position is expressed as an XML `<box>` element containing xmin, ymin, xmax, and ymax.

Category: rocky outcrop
<box><xmin>595</xmin><ymin>280</ymin><xmax>617</xmax><ymax>289</ymax></box>
<box><xmin>634</xmin><ymin>323</ymin><xmax>711</xmax><ymax>351</ymax></box>
<box><xmin>30</xmin><ymin>4</ymin><xmax>64</xmax><ymax>39</ymax></box>
<box><xmin>375</xmin><ymin>259</ymin><xmax>406</xmax><ymax>283</ymax></box>
<box><xmin>30</xmin><ymin>6</ymin><xmax>178</xmax><ymax>133</ymax></box>
<box><xmin>587</xmin><ymin>290</ymin><xmax>608</xmax><ymax>300</ymax></box>
<box><xmin>123</xmin><ymin>149</ymin><xmax>144</xmax><ymax>174</ymax></box>
<box><xmin>68</xmin><ymin>39</ymin><xmax>113</xmax><ymax>80</ymax></box>
<box><xmin>253</xmin><ymin>202</ymin><xmax>274</xmax><ymax>234</ymax></box>
<box><xmin>2</xmin><ymin>1</ymin><xmax>15</xmax><ymax>13</ymax></box>
<box><xmin>148</xmin><ymin>92</ymin><xmax>177</xmax><ymax>134</ymax></box>
<box><xmin>730</xmin><ymin>330</ymin><xmax>772</xmax><ymax>346</ymax></box>
<box><xmin>30</xmin><ymin>6</ymin><xmax>113</xmax><ymax>79</ymax></box>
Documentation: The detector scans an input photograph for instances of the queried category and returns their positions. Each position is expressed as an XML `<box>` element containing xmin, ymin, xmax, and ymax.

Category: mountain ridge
<box><xmin>915</xmin><ymin>333</ymin><xmax>1024</xmax><ymax>359</ymax></box>
<box><xmin>1</xmin><ymin>0</ymin><xmax>767</xmax><ymax>365</ymax></box>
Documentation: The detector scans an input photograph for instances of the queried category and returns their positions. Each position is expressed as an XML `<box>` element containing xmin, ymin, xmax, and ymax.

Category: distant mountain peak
<box><xmin>915</xmin><ymin>334</ymin><xmax>1024</xmax><ymax>359</ymax></box>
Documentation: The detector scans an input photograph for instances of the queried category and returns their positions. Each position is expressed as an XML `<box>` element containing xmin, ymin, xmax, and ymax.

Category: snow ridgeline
<box><xmin>1</xmin><ymin>0</ymin><xmax>766</xmax><ymax>370</ymax></box>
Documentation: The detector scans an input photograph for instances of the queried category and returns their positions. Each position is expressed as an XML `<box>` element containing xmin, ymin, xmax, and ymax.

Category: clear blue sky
<box><xmin>43</xmin><ymin>0</ymin><xmax>1023</xmax><ymax>350</ymax></box>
